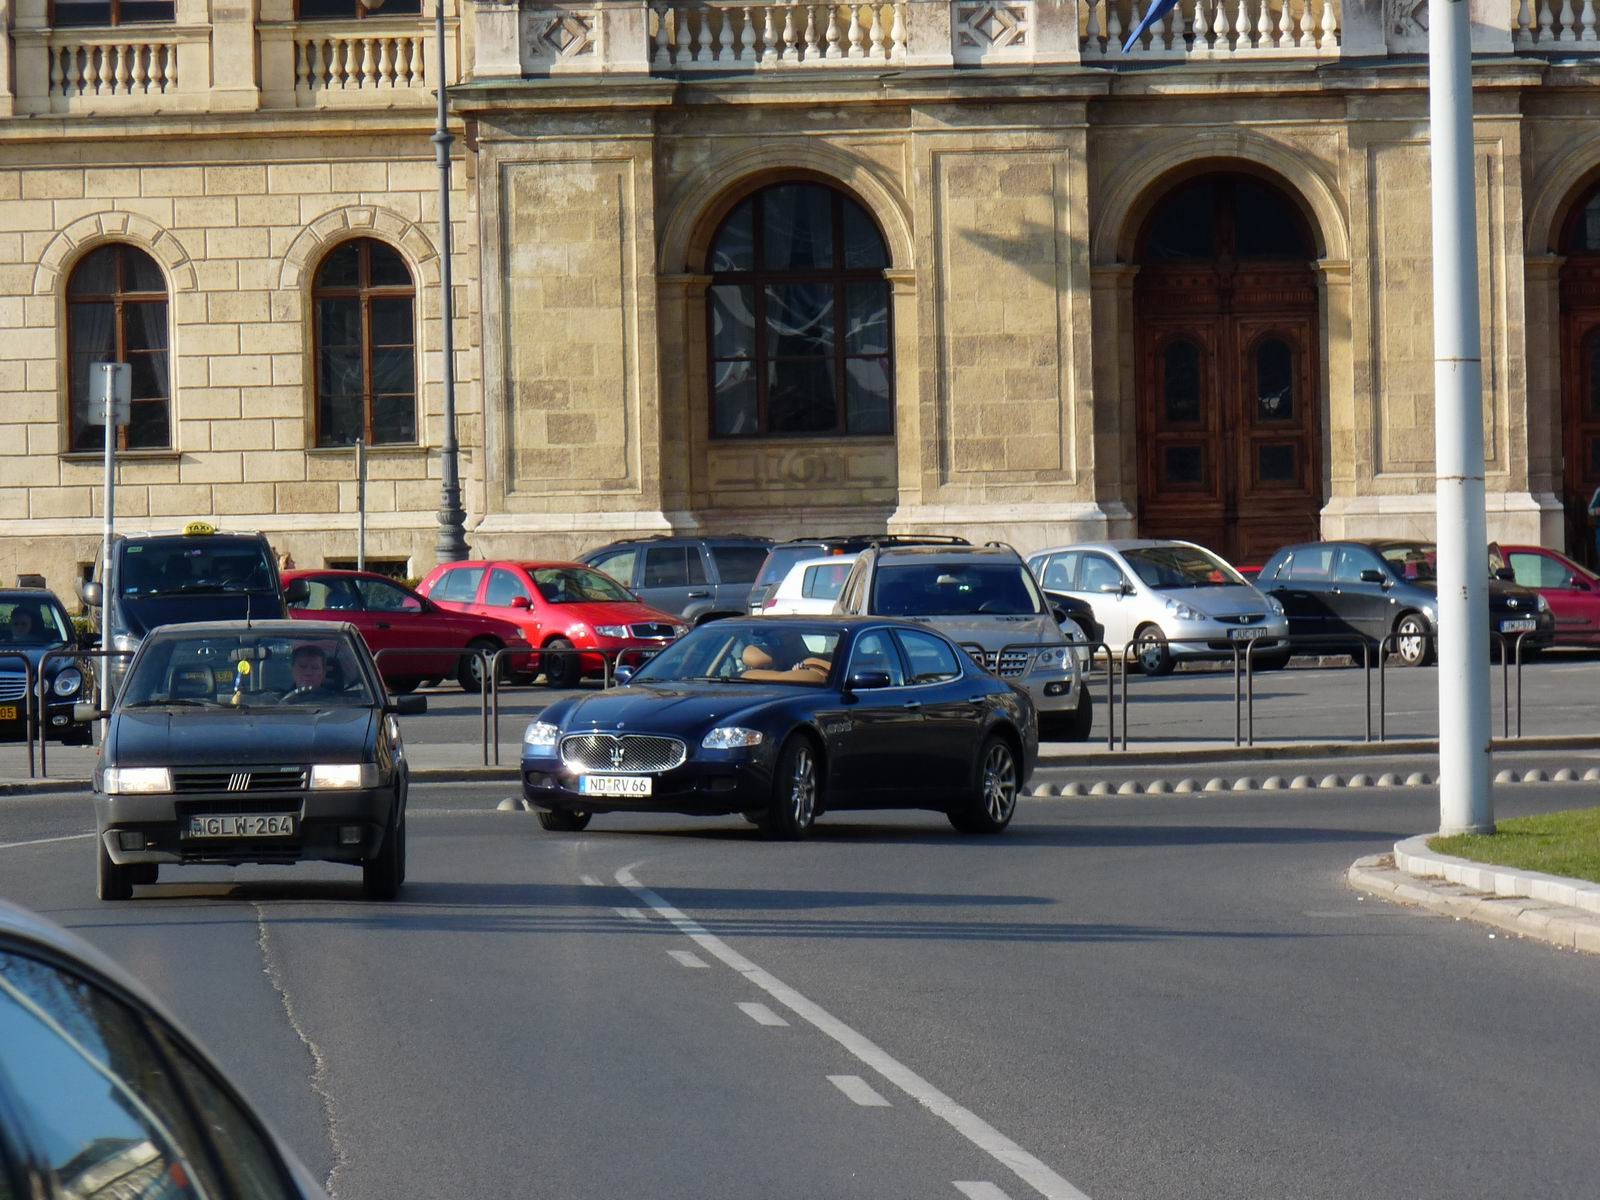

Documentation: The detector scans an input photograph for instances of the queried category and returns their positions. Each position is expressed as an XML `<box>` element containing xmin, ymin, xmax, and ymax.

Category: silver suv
<box><xmin>832</xmin><ymin>544</ymin><xmax>1091</xmax><ymax>740</ymax></box>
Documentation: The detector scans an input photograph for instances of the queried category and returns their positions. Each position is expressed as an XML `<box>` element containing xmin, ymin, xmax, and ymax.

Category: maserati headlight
<box><xmin>309</xmin><ymin>763</ymin><xmax>380</xmax><ymax>790</ymax></box>
<box><xmin>702</xmin><ymin>727</ymin><xmax>763</xmax><ymax>749</ymax></box>
<box><xmin>523</xmin><ymin>721</ymin><xmax>561</xmax><ymax>749</ymax></box>
<box><xmin>595</xmin><ymin>625</ymin><xmax>630</xmax><ymax>639</ymax></box>
<box><xmin>52</xmin><ymin>668</ymin><xmax>83</xmax><ymax>697</ymax></box>
<box><xmin>103</xmin><ymin>767</ymin><xmax>172</xmax><ymax>795</ymax></box>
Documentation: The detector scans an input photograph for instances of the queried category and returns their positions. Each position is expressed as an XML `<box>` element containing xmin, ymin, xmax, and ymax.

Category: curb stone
<box><xmin>1349</xmin><ymin>848</ymin><xmax>1600</xmax><ymax>955</ymax></box>
<box><xmin>1023</xmin><ymin>763</ymin><xmax>1595</xmax><ymax>799</ymax></box>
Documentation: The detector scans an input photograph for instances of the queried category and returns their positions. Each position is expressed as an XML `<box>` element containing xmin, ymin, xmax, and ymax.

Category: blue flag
<box><xmin>1123</xmin><ymin>0</ymin><xmax>1182</xmax><ymax>51</ymax></box>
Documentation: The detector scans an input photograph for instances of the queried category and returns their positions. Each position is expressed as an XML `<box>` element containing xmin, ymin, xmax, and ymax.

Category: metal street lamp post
<box><xmin>433</xmin><ymin>0</ymin><xmax>469</xmax><ymax>563</ymax></box>
<box><xmin>1429</xmin><ymin>0</ymin><xmax>1493</xmax><ymax>834</ymax></box>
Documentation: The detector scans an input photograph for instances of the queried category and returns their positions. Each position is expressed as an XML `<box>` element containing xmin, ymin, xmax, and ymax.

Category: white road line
<box><xmin>615</xmin><ymin>865</ymin><xmax>1092</xmax><ymax>1200</ymax></box>
<box><xmin>828</xmin><ymin>1074</ymin><xmax>891</xmax><ymax>1107</ymax></box>
<box><xmin>614</xmin><ymin>906</ymin><xmax>646</xmax><ymax>921</ymax></box>
<box><xmin>580</xmin><ymin>875</ymin><xmax>602</xmax><ymax>887</ymax></box>
<box><xmin>738</xmin><ymin>1001</ymin><xmax>789</xmax><ymax>1027</ymax></box>
<box><xmin>954</xmin><ymin>1184</ymin><xmax>1014</xmax><ymax>1200</ymax></box>
<box><xmin>668</xmin><ymin>950</ymin><xmax>709</xmax><ymax>969</ymax></box>
<box><xmin>0</xmin><ymin>832</ymin><xmax>94</xmax><ymax>851</ymax></box>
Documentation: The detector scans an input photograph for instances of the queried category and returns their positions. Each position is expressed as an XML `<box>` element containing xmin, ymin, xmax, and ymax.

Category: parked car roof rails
<box><xmin>982</xmin><ymin>540</ymin><xmax>1024</xmax><ymax>556</ymax></box>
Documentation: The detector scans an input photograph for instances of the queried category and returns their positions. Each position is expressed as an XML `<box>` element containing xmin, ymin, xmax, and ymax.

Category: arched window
<box><xmin>67</xmin><ymin>244</ymin><xmax>170</xmax><ymax>452</ymax></box>
<box><xmin>706</xmin><ymin>182</ymin><xmax>892</xmax><ymax>438</ymax></box>
<box><xmin>312</xmin><ymin>238</ymin><xmax>417</xmax><ymax>447</ymax></box>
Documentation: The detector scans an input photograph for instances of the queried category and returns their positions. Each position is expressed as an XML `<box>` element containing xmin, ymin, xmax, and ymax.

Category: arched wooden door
<box><xmin>1560</xmin><ymin>185</ymin><xmax>1600</xmax><ymax>568</ymax></box>
<box><xmin>1134</xmin><ymin>173</ymin><xmax>1323</xmax><ymax>565</ymax></box>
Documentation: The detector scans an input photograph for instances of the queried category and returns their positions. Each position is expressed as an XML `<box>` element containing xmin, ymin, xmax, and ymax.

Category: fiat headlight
<box><xmin>53</xmin><ymin>668</ymin><xmax>83</xmax><ymax>697</ymax></box>
<box><xmin>103</xmin><ymin>767</ymin><xmax>172</xmax><ymax>795</ymax></box>
<box><xmin>702</xmin><ymin>727</ymin><xmax>763</xmax><ymax>749</ymax></box>
<box><xmin>309</xmin><ymin>763</ymin><xmax>379</xmax><ymax>790</ymax></box>
<box><xmin>523</xmin><ymin>721</ymin><xmax>561</xmax><ymax>749</ymax></box>
<box><xmin>595</xmin><ymin>625</ymin><xmax>630</xmax><ymax>638</ymax></box>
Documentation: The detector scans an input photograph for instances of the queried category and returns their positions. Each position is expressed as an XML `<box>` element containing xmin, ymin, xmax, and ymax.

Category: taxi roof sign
<box><xmin>182</xmin><ymin>520</ymin><xmax>216</xmax><ymax>537</ymax></box>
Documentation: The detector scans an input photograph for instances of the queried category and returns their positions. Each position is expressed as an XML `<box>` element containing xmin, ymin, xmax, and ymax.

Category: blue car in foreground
<box><xmin>521</xmin><ymin>616</ymin><xmax>1038</xmax><ymax>840</ymax></box>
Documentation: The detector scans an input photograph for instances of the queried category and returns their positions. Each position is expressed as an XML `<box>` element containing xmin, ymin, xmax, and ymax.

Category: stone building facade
<box><xmin>4</xmin><ymin>0</ymin><xmax>1600</xmax><ymax>595</ymax></box>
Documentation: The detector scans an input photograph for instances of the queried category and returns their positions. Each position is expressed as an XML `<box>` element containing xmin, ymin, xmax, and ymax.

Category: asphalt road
<box><xmin>3</xmin><ymin>779</ymin><xmax>1598</xmax><ymax>1200</ymax></box>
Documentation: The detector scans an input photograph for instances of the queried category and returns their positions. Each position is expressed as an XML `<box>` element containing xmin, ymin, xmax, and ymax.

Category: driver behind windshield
<box><xmin>5</xmin><ymin>607</ymin><xmax>41</xmax><ymax>645</ymax></box>
<box><xmin>287</xmin><ymin>644</ymin><xmax>338</xmax><ymax>697</ymax></box>
<box><xmin>737</xmin><ymin>633</ymin><xmax>832</xmax><ymax>682</ymax></box>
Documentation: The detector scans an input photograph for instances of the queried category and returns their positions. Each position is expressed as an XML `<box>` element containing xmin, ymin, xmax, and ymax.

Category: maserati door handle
<box><xmin>687</xmin><ymin>591</ymin><xmax>711</xmax><ymax>598</ymax></box>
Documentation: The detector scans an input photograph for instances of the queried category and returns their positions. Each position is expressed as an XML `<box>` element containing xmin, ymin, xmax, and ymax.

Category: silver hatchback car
<box><xmin>1026</xmin><ymin>539</ymin><xmax>1290</xmax><ymax>675</ymax></box>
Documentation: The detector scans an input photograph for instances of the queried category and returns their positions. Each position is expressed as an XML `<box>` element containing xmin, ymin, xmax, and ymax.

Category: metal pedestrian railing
<box><xmin>373</xmin><ymin>645</ymin><xmax>495</xmax><ymax>765</ymax></box>
<box><xmin>960</xmin><ymin>639</ymin><xmax>1119</xmax><ymax>750</ymax></box>
<box><xmin>35</xmin><ymin>646</ymin><xmax>132</xmax><ymax>777</ymax></box>
<box><xmin>0</xmin><ymin>654</ymin><xmax>36</xmax><ymax>778</ymax></box>
<box><xmin>485</xmin><ymin>645</ymin><xmax>662</xmax><ymax>765</ymax></box>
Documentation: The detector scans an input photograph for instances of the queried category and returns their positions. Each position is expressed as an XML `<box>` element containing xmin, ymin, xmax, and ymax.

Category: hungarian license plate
<box><xmin>0</xmin><ymin>706</ymin><xmax>16</xmax><ymax>721</ymax></box>
<box><xmin>1228</xmin><ymin>627</ymin><xmax>1267</xmax><ymax>641</ymax></box>
<box><xmin>1499</xmin><ymin>618</ymin><xmax>1536</xmax><ymax>633</ymax></box>
<box><xmin>187</xmin><ymin>814</ymin><xmax>296</xmax><ymax>838</ymax></box>
<box><xmin>578</xmin><ymin>775</ymin><xmax>652</xmax><ymax>798</ymax></box>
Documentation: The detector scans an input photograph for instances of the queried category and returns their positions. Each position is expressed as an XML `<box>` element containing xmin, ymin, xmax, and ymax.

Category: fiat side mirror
<box><xmin>388</xmin><ymin>693</ymin><xmax>427</xmax><ymax>716</ymax></box>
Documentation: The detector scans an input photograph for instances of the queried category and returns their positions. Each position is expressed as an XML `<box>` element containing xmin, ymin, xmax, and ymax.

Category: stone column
<box><xmin>883</xmin><ymin>266</ymin><xmax>922</xmax><ymax>524</ymax></box>
<box><xmin>209</xmin><ymin>0</ymin><xmax>262</xmax><ymax>110</ymax></box>
<box><xmin>1523</xmin><ymin>253</ymin><xmax>1567</xmax><ymax>544</ymax></box>
<box><xmin>1090</xmin><ymin>264</ymin><xmax>1138</xmax><ymax>529</ymax></box>
<box><xmin>657</xmin><ymin>273</ymin><xmax>711</xmax><ymax>519</ymax></box>
<box><xmin>1316</xmin><ymin>257</ymin><xmax>1354</xmax><ymax>530</ymax></box>
<box><xmin>467</xmin><ymin>0</ymin><xmax>524</xmax><ymax>77</ymax></box>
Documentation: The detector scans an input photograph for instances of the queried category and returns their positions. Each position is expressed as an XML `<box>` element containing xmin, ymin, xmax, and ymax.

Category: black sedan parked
<box><xmin>1257</xmin><ymin>539</ymin><xmax>1555</xmax><ymax>666</ymax></box>
<box><xmin>84</xmin><ymin>620</ymin><xmax>423</xmax><ymax>901</ymax></box>
<box><xmin>521</xmin><ymin>616</ymin><xmax>1037</xmax><ymax>839</ymax></box>
<box><xmin>0</xmin><ymin>588</ymin><xmax>94</xmax><ymax>746</ymax></box>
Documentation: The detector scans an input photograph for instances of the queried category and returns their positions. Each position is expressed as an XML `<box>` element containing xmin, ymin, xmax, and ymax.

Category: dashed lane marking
<box><xmin>829</xmin><ymin>1074</ymin><xmax>892</xmax><ymax>1107</ymax></box>
<box><xmin>615</xmin><ymin>865</ymin><xmax>1093</xmax><ymax>1200</ymax></box>
<box><xmin>668</xmin><ymin>950</ymin><xmax>709</xmax><ymax>969</ymax></box>
<box><xmin>955</xmin><ymin>1184</ymin><xmax>1014</xmax><ymax>1200</ymax></box>
<box><xmin>0</xmin><ymin>832</ymin><xmax>94</xmax><ymax>851</ymax></box>
<box><xmin>738</xmin><ymin>1001</ymin><xmax>790</xmax><ymax>1027</ymax></box>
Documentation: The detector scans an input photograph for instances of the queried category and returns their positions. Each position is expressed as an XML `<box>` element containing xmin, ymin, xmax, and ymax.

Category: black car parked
<box><xmin>1257</xmin><ymin>539</ymin><xmax>1555</xmax><ymax>666</ymax></box>
<box><xmin>85</xmin><ymin>620</ymin><xmax>422</xmax><ymax>901</ymax></box>
<box><xmin>521</xmin><ymin>616</ymin><xmax>1036</xmax><ymax>839</ymax></box>
<box><xmin>0</xmin><ymin>588</ymin><xmax>93</xmax><ymax>746</ymax></box>
<box><xmin>582</xmin><ymin>535</ymin><xmax>772</xmax><ymax>625</ymax></box>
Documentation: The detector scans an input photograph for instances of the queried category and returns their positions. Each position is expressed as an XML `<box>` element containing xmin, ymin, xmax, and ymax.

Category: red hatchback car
<box><xmin>416</xmin><ymin>560</ymin><xmax>687</xmax><ymax>687</ymax></box>
<box><xmin>1496</xmin><ymin>544</ymin><xmax>1600</xmax><ymax>645</ymax></box>
<box><xmin>284</xmin><ymin>568</ymin><xmax>533</xmax><ymax>693</ymax></box>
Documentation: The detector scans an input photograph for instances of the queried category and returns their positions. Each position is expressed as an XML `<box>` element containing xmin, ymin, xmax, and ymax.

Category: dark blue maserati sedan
<box><xmin>521</xmin><ymin>616</ymin><xmax>1038</xmax><ymax>839</ymax></box>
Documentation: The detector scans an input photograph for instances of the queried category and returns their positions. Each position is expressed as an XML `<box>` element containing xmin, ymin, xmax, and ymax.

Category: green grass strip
<box><xmin>1429</xmin><ymin>806</ymin><xmax>1600</xmax><ymax>886</ymax></box>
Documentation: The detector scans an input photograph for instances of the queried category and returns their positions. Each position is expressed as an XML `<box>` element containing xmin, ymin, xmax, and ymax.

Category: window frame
<box><xmin>311</xmin><ymin>237</ymin><xmax>419</xmax><ymax>449</ymax></box>
<box><xmin>65</xmin><ymin>243</ymin><xmax>171</xmax><ymax>453</ymax></box>
<box><xmin>293</xmin><ymin>0</ymin><xmax>421</xmax><ymax>18</ymax></box>
<box><xmin>49</xmin><ymin>0</ymin><xmax>177</xmax><ymax>27</ymax></box>
<box><xmin>705</xmin><ymin>184</ymin><xmax>894</xmax><ymax>440</ymax></box>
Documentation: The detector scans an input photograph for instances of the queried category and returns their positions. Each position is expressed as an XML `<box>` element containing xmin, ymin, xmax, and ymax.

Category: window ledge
<box><xmin>61</xmin><ymin>449</ymin><xmax>181</xmax><ymax>463</ymax></box>
<box><xmin>708</xmin><ymin>435</ymin><xmax>895</xmax><ymax>446</ymax></box>
<box><xmin>304</xmin><ymin>444</ymin><xmax>427</xmax><ymax>456</ymax></box>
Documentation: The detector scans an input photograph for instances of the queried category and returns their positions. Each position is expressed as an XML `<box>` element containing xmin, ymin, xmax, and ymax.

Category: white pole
<box><xmin>100</xmin><ymin>366</ymin><xmax>117</xmax><ymax>717</ymax></box>
<box><xmin>1429</xmin><ymin>0</ymin><xmax>1493</xmax><ymax>835</ymax></box>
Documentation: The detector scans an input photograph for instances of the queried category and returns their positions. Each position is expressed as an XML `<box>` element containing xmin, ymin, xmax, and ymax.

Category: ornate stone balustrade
<box><xmin>1081</xmin><ymin>0</ymin><xmax>1340</xmax><ymax>57</ymax></box>
<box><xmin>648</xmin><ymin>2</ymin><xmax>909</xmax><ymax>66</ymax></box>
<box><xmin>10</xmin><ymin>24</ymin><xmax>214</xmax><ymax>114</ymax></box>
<box><xmin>1513</xmin><ymin>0</ymin><xmax>1600</xmax><ymax>45</ymax></box>
<box><xmin>259</xmin><ymin>15</ymin><xmax>455</xmax><ymax>109</ymax></box>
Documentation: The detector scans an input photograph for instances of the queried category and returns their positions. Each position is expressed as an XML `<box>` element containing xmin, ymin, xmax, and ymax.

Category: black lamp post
<box><xmin>432</xmin><ymin>0</ymin><xmax>469</xmax><ymax>562</ymax></box>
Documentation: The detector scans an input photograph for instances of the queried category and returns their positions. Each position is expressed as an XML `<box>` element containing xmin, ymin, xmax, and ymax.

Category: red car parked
<box><xmin>284</xmin><ymin>568</ymin><xmax>533</xmax><ymax>693</ymax></box>
<box><xmin>1496</xmin><ymin>544</ymin><xmax>1600</xmax><ymax>645</ymax></box>
<box><xmin>416</xmin><ymin>560</ymin><xmax>687</xmax><ymax>687</ymax></box>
